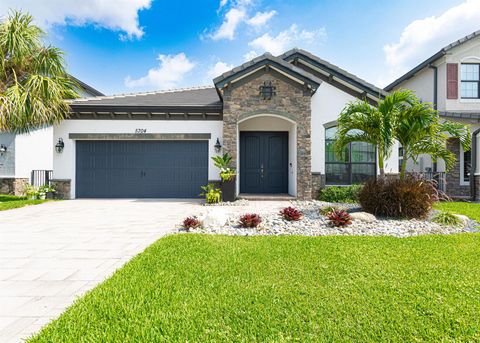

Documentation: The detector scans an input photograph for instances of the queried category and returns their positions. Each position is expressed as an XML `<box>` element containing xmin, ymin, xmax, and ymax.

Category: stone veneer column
<box><xmin>222</xmin><ymin>71</ymin><xmax>312</xmax><ymax>199</ymax></box>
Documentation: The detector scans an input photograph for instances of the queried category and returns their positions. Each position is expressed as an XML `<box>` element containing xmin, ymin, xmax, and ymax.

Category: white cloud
<box><xmin>0</xmin><ymin>0</ymin><xmax>151</xmax><ymax>40</ymax></box>
<box><xmin>125</xmin><ymin>53</ymin><xmax>196</xmax><ymax>89</ymax></box>
<box><xmin>246</xmin><ymin>10</ymin><xmax>276</xmax><ymax>28</ymax></box>
<box><xmin>210</xmin><ymin>8</ymin><xmax>246</xmax><ymax>40</ymax></box>
<box><xmin>218</xmin><ymin>0</ymin><xmax>228</xmax><ymax>11</ymax></box>
<box><xmin>384</xmin><ymin>0</ymin><xmax>480</xmax><ymax>81</ymax></box>
<box><xmin>248</xmin><ymin>24</ymin><xmax>327</xmax><ymax>55</ymax></box>
<box><xmin>207</xmin><ymin>61</ymin><xmax>234</xmax><ymax>79</ymax></box>
<box><xmin>243</xmin><ymin>50</ymin><xmax>259</xmax><ymax>61</ymax></box>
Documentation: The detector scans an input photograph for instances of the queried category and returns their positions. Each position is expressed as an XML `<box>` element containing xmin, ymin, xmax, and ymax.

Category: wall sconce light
<box><xmin>55</xmin><ymin>138</ymin><xmax>65</xmax><ymax>153</ymax></box>
<box><xmin>214</xmin><ymin>138</ymin><xmax>222</xmax><ymax>153</ymax></box>
<box><xmin>0</xmin><ymin>144</ymin><xmax>7</xmax><ymax>154</ymax></box>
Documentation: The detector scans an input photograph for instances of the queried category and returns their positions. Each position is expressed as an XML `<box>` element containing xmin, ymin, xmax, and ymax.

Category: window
<box><xmin>325</xmin><ymin>127</ymin><xmax>376</xmax><ymax>185</ymax></box>
<box><xmin>461</xmin><ymin>64</ymin><xmax>480</xmax><ymax>99</ymax></box>
<box><xmin>460</xmin><ymin>145</ymin><xmax>471</xmax><ymax>185</ymax></box>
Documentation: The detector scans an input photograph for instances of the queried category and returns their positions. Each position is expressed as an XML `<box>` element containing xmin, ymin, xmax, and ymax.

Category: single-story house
<box><xmin>0</xmin><ymin>76</ymin><xmax>103</xmax><ymax>194</ymax></box>
<box><xmin>50</xmin><ymin>50</ymin><xmax>398</xmax><ymax>199</ymax></box>
<box><xmin>385</xmin><ymin>30</ymin><xmax>480</xmax><ymax>201</ymax></box>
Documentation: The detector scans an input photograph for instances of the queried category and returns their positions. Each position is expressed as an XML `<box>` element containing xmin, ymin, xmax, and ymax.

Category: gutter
<box><xmin>428</xmin><ymin>64</ymin><xmax>438</xmax><ymax>109</ymax></box>
<box><xmin>471</xmin><ymin>128</ymin><xmax>480</xmax><ymax>201</ymax></box>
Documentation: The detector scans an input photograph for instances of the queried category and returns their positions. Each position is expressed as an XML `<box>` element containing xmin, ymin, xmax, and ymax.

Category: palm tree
<box><xmin>0</xmin><ymin>10</ymin><xmax>78</xmax><ymax>133</ymax></box>
<box><xmin>335</xmin><ymin>90</ymin><xmax>415</xmax><ymax>178</ymax></box>
<box><xmin>395</xmin><ymin>99</ymin><xmax>471</xmax><ymax>179</ymax></box>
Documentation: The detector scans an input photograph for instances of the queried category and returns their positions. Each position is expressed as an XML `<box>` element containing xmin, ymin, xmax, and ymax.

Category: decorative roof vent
<box><xmin>259</xmin><ymin>81</ymin><xmax>276</xmax><ymax>100</ymax></box>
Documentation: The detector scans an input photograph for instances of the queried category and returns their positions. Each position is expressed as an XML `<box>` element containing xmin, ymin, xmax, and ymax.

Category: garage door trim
<box><xmin>69</xmin><ymin>133</ymin><xmax>211</xmax><ymax>140</ymax></box>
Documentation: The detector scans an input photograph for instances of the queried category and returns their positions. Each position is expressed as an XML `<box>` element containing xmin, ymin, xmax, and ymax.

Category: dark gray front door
<box><xmin>240</xmin><ymin>131</ymin><xmax>288</xmax><ymax>194</ymax></box>
<box><xmin>76</xmin><ymin>140</ymin><xmax>208</xmax><ymax>198</ymax></box>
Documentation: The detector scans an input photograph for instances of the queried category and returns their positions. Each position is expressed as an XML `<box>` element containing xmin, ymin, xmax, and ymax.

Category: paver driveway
<box><xmin>0</xmin><ymin>199</ymin><xmax>201</xmax><ymax>343</ymax></box>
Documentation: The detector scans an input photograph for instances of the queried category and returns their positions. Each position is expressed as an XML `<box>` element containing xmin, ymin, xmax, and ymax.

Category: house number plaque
<box><xmin>135</xmin><ymin>129</ymin><xmax>147</xmax><ymax>134</ymax></box>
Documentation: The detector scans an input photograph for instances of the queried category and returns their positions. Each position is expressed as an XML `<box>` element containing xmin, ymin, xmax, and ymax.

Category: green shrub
<box><xmin>359</xmin><ymin>175</ymin><xmax>441</xmax><ymax>219</ymax></box>
<box><xmin>431</xmin><ymin>211</ymin><xmax>463</xmax><ymax>227</ymax></box>
<box><xmin>319</xmin><ymin>205</ymin><xmax>343</xmax><ymax>216</ymax></box>
<box><xmin>200</xmin><ymin>184</ymin><xmax>222</xmax><ymax>204</ymax></box>
<box><xmin>318</xmin><ymin>185</ymin><xmax>362</xmax><ymax>203</ymax></box>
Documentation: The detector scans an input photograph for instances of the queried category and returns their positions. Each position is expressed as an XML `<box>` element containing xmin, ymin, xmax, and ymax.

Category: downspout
<box><xmin>429</xmin><ymin>64</ymin><xmax>438</xmax><ymax>173</ymax></box>
<box><xmin>471</xmin><ymin>128</ymin><xmax>480</xmax><ymax>201</ymax></box>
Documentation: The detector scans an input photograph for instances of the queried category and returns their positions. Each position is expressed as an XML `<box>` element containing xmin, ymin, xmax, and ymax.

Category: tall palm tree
<box><xmin>335</xmin><ymin>90</ymin><xmax>415</xmax><ymax>178</ymax></box>
<box><xmin>395</xmin><ymin>100</ymin><xmax>471</xmax><ymax>179</ymax></box>
<box><xmin>0</xmin><ymin>10</ymin><xmax>78</xmax><ymax>133</ymax></box>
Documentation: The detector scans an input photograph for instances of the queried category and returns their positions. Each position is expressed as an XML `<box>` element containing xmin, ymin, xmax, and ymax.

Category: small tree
<box><xmin>0</xmin><ymin>10</ymin><xmax>78</xmax><ymax>133</ymax></box>
<box><xmin>335</xmin><ymin>90</ymin><xmax>415</xmax><ymax>178</ymax></box>
<box><xmin>395</xmin><ymin>97</ymin><xmax>471</xmax><ymax>178</ymax></box>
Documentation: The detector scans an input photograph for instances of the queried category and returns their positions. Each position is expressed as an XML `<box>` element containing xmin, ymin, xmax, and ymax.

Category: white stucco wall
<box><xmin>14</xmin><ymin>127</ymin><xmax>54</xmax><ymax>179</ymax></box>
<box><xmin>311</xmin><ymin>81</ymin><xmax>398</xmax><ymax>176</ymax></box>
<box><xmin>53</xmin><ymin>119</ymin><xmax>223</xmax><ymax>198</ymax></box>
<box><xmin>396</xmin><ymin>67</ymin><xmax>435</xmax><ymax>104</ymax></box>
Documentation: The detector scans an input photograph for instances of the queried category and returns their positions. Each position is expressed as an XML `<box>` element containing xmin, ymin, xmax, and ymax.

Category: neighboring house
<box><xmin>51</xmin><ymin>50</ymin><xmax>398</xmax><ymax>199</ymax></box>
<box><xmin>385</xmin><ymin>31</ymin><xmax>480</xmax><ymax>201</ymax></box>
<box><xmin>0</xmin><ymin>77</ymin><xmax>103</xmax><ymax>195</ymax></box>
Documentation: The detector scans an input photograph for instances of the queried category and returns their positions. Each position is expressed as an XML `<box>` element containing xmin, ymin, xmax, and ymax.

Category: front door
<box><xmin>240</xmin><ymin>131</ymin><xmax>288</xmax><ymax>194</ymax></box>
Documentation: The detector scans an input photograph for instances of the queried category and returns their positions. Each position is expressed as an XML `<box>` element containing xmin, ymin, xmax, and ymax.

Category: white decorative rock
<box><xmin>350</xmin><ymin>212</ymin><xmax>376</xmax><ymax>223</ymax></box>
<box><xmin>201</xmin><ymin>208</ymin><xmax>229</xmax><ymax>228</ymax></box>
<box><xmin>453</xmin><ymin>214</ymin><xmax>470</xmax><ymax>227</ymax></box>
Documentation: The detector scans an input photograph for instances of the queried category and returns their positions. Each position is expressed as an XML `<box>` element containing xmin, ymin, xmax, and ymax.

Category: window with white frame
<box><xmin>461</xmin><ymin>64</ymin><xmax>480</xmax><ymax>99</ymax></box>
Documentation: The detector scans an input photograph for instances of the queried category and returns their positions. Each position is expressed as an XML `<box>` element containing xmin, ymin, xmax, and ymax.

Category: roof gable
<box><xmin>384</xmin><ymin>30</ymin><xmax>480</xmax><ymax>91</ymax></box>
<box><xmin>281</xmin><ymin>49</ymin><xmax>387</xmax><ymax>101</ymax></box>
<box><xmin>213</xmin><ymin>53</ymin><xmax>322</xmax><ymax>95</ymax></box>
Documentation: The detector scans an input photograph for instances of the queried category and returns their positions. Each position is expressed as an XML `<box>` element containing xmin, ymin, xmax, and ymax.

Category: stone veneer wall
<box><xmin>0</xmin><ymin>178</ymin><xmax>29</xmax><ymax>196</ymax></box>
<box><xmin>51</xmin><ymin>179</ymin><xmax>71</xmax><ymax>199</ymax></box>
<box><xmin>475</xmin><ymin>175</ymin><xmax>480</xmax><ymax>201</ymax></box>
<box><xmin>311</xmin><ymin>173</ymin><xmax>325</xmax><ymax>199</ymax></box>
<box><xmin>445</xmin><ymin>138</ymin><xmax>471</xmax><ymax>198</ymax></box>
<box><xmin>222</xmin><ymin>70</ymin><xmax>313</xmax><ymax>199</ymax></box>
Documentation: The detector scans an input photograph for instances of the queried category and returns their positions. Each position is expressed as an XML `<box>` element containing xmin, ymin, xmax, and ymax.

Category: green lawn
<box><xmin>434</xmin><ymin>201</ymin><xmax>480</xmax><ymax>221</ymax></box>
<box><xmin>30</xmin><ymin>234</ymin><xmax>480</xmax><ymax>342</ymax></box>
<box><xmin>0</xmin><ymin>194</ymin><xmax>47</xmax><ymax>211</ymax></box>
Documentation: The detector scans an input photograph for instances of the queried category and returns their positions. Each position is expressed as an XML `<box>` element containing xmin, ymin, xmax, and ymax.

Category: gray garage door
<box><xmin>76</xmin><ymin>140</ymin><xmax>208</xmax><ymax>198</ymax></box>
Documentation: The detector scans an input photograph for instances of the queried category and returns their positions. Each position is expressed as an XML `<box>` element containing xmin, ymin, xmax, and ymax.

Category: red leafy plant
<box><xmin>326</xmin><ymin>209</ymin><xmax>352</xmax><ymax>227</ymax></box>
<box><xmin>182</xmin><ymin>216</ymin><xmax>201</xmax><ymax>231</ymax></box>
<box><xmin>280</xmin><ymin>206</ymin><xmax>303</xmax><ymax>221</ymax></box>
<box><xmin>239</xmin><ymin>213</ymin><xmax>262</xmax><ymax>228</ymax></box>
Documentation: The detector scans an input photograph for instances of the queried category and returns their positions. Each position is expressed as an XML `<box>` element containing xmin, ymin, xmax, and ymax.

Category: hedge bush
<box><xmin>318</xmin><ymin>185</ymin><xmax>362</xmax><ymax>203</ymax></box>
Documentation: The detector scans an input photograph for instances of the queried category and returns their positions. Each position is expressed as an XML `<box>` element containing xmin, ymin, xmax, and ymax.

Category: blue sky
<box><xmin>2</xmin><ymin>0</ymin><xmax>479</xmax><ymax>95</ymax></box>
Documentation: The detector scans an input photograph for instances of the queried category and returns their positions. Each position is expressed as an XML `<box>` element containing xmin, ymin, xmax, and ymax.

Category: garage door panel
<box><xmin>76</xmin><ymin>140</ymin><xmax>208</xmax><ymax>198</ymax></box>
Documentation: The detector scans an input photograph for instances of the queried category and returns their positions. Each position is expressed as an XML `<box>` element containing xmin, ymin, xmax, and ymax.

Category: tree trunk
<box><xmin>399</xmin><ymin>149</ymin><xmax>408</xmax><ymax>179</ymax></box>
<box><xmin>378</xmin><ymin>155</ymin><xmax>385</xmax><ymax>180</ymax></box>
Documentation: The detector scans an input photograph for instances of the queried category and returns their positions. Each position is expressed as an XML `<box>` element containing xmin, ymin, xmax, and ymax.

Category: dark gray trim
<box><xmin>213</xmin><ymin>53</ymin><xmax>321</xmax><ymax>93</ymax></box>
<box><xmin>471</xmin><ymin>128</ymin><xmax>480</xmax><ymax>200</ymax></box>
<box><xmin>384</xmin><ymin>30</ymin><xmax>480</xmax><ymax>91</ymax></box>
<box><xmin>69</xmin><ymin>133</ymin><xmax>212</xmax><ymax>140</ymax></box>
<box><xmin>286</xmin><ymin>60</ymin><xmax>380</xmax><ymax>105</ymax></box>
<box><xmin>69</xmin><ymin>105</ymin><xmax>223</xmax><ymax>120</ymax></box>
<box><xmin>222</xmin><ymin>68</ymin><xmax>316</xmax><ymax>95</ymax></box>
<box><xmin>69</xmin><ymin>75</ymin><xmax>104</xmax><ymax>96</ymax></box>
<box><xmin>439</xmin><ymin>111</ymin><xmax>480</xmax><ymax>121</ymax></box>
<box><xmin>281</xmin><ymin>49</ymin><xmax>387</xmax><ymax>99</ymax></box>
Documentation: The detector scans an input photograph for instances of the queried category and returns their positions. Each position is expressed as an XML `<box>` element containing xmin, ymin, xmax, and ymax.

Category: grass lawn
<box><xmin>0</xmin><ymin>194</ymin><xmax>47</xmax><ymax>211</ymax></box>
<box><xmin>434</xmin><ymin>201</ymin><xmax>480</xmax><ymax>221</ymax></box>
<box><xmin>30</xmin><ymin>234</ymin><xmax>480</xmax><ymax>342</ymax></box>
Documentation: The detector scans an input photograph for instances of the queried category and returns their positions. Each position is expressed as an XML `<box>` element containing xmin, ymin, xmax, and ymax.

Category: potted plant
<box><xmin>212</xmin><ymin>153</ymin><xmax>236</xmax><ymax>202</ymax></box>
<box><xmin>40</xmin><ymin>185</ymin><xmax>56</xmax><ymax>199</ymax></box>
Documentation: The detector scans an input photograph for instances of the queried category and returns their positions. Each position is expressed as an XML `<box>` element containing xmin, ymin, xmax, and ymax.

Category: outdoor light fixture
<box><xmin>259</xmin><ymin>81</ymin><xmax>276</xmax><ymax>100</ymax></box>
<box><xmin>55</xmin><ymin>138</ymin><xmax>64</xmax><ymax>153</ymax></box>
<box><xmin>0</xmin><ymin>144</ymin><xmax>7</xmax><ymax>154</ymax></box>
<box><xmin>214</xmin><ymin>138</ymin><xmax>222</xmax><ymax>153</ymax></box>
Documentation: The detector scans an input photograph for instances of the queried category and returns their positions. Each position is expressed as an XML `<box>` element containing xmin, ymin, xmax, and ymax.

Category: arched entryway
<box><xmin>237</xmin><ymin>114</ymin><xmax>297</xmax><ymax>196</ymax></box>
